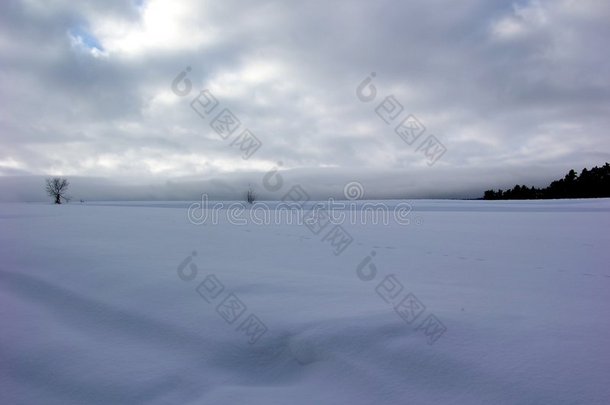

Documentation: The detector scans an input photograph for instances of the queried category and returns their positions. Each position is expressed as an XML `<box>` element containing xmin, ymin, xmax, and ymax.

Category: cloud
<box><xmin>1</xmin><ymin>0</ymin><xmax>609</xmax><ymax>200</ymax></box>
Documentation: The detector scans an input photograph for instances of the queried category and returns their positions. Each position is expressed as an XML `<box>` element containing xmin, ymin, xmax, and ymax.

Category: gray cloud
<box><xmin>1</xmin><ymin>0</ymin><xmax>609</xmax><ymax>200</ymax></box>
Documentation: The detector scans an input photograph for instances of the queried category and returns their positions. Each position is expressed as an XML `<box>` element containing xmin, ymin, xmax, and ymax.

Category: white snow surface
<box><xmin>1</xmin><ymin>199</ymin><xmax>609</xmax><ymax>404</ymax></box>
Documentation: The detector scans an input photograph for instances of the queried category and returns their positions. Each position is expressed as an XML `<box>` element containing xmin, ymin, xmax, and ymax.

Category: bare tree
<box><xmin>45</xmin><ymin>177</ymin><xmax>70</xmax><ymax>204</ymax></box>
<box><xmin>246</xmin><ymin>185</ymin><xmax>255</xmax><ymax>204</ymax></box>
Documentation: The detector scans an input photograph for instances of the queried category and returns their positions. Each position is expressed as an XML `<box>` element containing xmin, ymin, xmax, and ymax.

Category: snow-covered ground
<box><xmin>1</xmin><ymin>199</ymin><xmax>609</xmax><ymax>404</ymax></box>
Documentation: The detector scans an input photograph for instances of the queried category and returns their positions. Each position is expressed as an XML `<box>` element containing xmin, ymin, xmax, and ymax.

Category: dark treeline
<box><xmin>483</xmin><ymin>163</ymin><xmax>610</xmax><ymax>200</ymax></box>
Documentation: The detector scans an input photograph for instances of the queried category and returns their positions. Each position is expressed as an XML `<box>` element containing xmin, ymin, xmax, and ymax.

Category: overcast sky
<box><xmin>1</xmin><ymin>0</ymin><xmax>609</xmax><ymax>201</ymax></box>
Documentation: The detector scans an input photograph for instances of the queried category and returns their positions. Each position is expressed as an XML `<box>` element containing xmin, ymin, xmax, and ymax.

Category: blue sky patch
<box><xmin>69</xmin><ymin>26</ymin><xmax>104</xmax><ymax>52</ymax></box>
